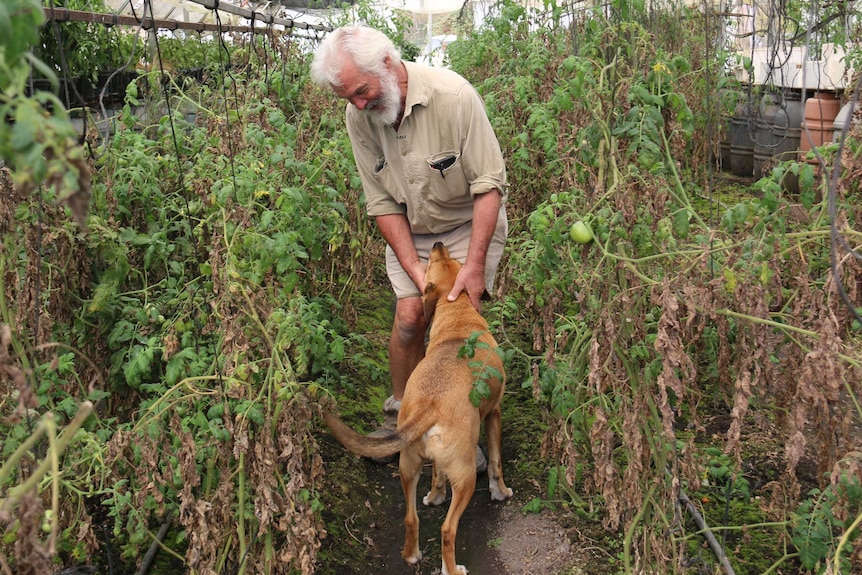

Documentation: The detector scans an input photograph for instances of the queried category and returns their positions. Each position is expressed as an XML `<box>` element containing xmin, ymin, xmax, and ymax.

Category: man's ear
<box><xmin>422</xmin><ymin>282</ymin><xmax>438</xmax><ymax>323</ymax></box>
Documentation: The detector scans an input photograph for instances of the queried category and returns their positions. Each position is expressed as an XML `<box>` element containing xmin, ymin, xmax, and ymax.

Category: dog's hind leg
<box><xmin>440</xmin><ymin>468</ymin><xmax>475</xmax><ymax>575</ymax></box>
<box><xmin>423</xmin><ymin>462</ymin><xmax>448</xmax><ymax>506</ymax></box>
<box><xmin>399</xmin><ymin>449</ymin><xmax>424</xmax><ymax>565</ymax></box>
<box><xmin>484</xmin><ymin>406</ymin><xmax>513</xmax><ymax>501</ymax></box>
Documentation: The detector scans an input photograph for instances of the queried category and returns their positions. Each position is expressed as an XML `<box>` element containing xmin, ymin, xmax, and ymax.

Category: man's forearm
<box><xmin>375</xmin><ymin>213</ymin><xmax>424</xmax><ymax>288</ymax></box>
<box><xmin>465</xmin><ymin>190</ymin><xmax>502</xmax><ymax>269</ymax></box>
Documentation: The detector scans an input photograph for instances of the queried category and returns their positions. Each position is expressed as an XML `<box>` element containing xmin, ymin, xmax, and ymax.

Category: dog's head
<box><xmin>422</xmin><ymin>242</ymin><xmax>461</xmax><ymax>322</ymax></box>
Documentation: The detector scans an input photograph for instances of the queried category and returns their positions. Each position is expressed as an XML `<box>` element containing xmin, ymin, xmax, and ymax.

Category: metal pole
<box><xmin>427</xmin><ymin>12</ymin><xmax>432</xmax><ymax>57</ymax></box>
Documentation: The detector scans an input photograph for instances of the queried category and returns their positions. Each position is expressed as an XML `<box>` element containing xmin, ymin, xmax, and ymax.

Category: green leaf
<box><xmin>548</xmin><ymin>466</ymin><xmax>559</xmax><ymax>499</ymax></box>
<box><xmin>468</xmin><ymin>378</ymin><xmax>491</xmax><ymax>407</ymax></box>
<box><xmin>0</xmin><ymin>3</ymin><xmax>12</xmax><ymax>44</ymax></box>
<box><xmin>207</xmin><ymin>403</ymin><xmax>225</xmax><ymax>420</ymax></box>
<box><xmin>87</xmin><ymin>389</ymin><xmax>112</xmax><ymax>402</ymax></box>
<box><xmin>523</xmin><ymin>497</ymin><xmax>548</xmax><ymax>514</ymax></box>
<box><xmin>165</xmin><ymin>348</ymin><xmax>197</xmax><ymax>386</ymax></box>
<box><xmin>58</xmin><ymin>396</ymin><xmax>79</xmax><ymax>418</ymax></box>
<box><xmin>89</xmin><ymin>282</ymin><xmax>117</xmax><ymax>314</ymax></box>
<box><xmin>11</xmin><ymin>102</ymin><xmax>40</xmax><ymax>151</ymax></box>
<box><xmin>124</xmin><ymin>343</ymin><xmax>156</xmax><ymax>388</ymax></box>
<box><xmin>107</xmin><ymin>320</ymin><xmax>135</xmax><ymax>348</ymax></box>
<box><xmin>673</xmin><ymin>209</ymin><xmax>691</xmax><ymax>239</ymax></box>
<box><xmin>797</xmin><ymin>536</ymin><xmax>829</xmax><ymax>569</ymax></box>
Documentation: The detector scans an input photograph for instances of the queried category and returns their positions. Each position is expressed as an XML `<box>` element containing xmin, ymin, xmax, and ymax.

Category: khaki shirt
<box><xmin>346</xmin><ymin>61</ymin><xmax>507</xmax><ymax>235</ymax></box>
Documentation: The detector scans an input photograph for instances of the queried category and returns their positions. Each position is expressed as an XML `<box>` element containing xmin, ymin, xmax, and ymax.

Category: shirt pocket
<box><xmin>426</xmin><ymin>151</ymin><xmax>467</xmax><ymax>201</ymax></box>
<box><xmin>372</xmin><ymin>155</ymin><xmax>406</xmax><ymax>204</ymax></box>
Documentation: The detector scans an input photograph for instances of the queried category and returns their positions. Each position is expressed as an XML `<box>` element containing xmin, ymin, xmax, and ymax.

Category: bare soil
<box><xmin>316</xmin><ymin>432</ymin><xmax>589</xmax><ymax>575</ymax></box>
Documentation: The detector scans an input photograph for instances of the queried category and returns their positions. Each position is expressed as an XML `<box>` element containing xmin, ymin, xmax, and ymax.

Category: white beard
<box><xmin>363</xmin><ymin>70</ymin><xmax>401</xmax><ymax>127</ymax></box>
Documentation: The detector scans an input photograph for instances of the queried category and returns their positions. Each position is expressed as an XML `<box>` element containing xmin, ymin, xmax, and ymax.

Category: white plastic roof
<box><xmin>99</xmin><ymin>0</ymin><xmax>331</xmax><ymax>29</ymax></box>
<box><xmin>383</xmin><ymin>0</ymin><xmax>465</xmax><ymax>14</ymax></box>
<box><xmin>104</xmin><ymin>0</ymin><xmax>229</xmax><ymax>25</ymax></box>
<box><xmin>94</xmin><ymin>0</ymin><xmax>475</xmax><ymax>27</ymax></box>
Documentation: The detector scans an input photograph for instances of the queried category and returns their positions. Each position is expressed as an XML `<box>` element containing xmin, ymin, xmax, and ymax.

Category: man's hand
<box><xmin>408</xmin><ymin>260</ymin><xmax>428</xmax><ymax>295</ymax></box>
<box><xmin>448</xmin><ymin>262</ymin><xmax>485</xmax><ymax>309</ymax></box>
<box><xmin>375</xmin><ymin>213</ymin><xmax>428</xmax><ymax>295</ymax></box>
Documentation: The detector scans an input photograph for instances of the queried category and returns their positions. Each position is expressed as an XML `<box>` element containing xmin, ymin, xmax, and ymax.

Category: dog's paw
<box><xmin>422</xmin><ymin>490</ymin><xmax>446</xmax><ymax>506</ymax></box>
<box><xmin>442</xmin><ymin>564</ymin><xmax>468</xmax><ymax>575</ymax></box>
<box><xmin>489</xmin><ymin>484</ymin><xmax>513</xmax><ymax>502</ymax></box>
<box><xmin>402</xmin><ymin>549</ymin><xmax>422</xmax><ymax>565</ymax></box>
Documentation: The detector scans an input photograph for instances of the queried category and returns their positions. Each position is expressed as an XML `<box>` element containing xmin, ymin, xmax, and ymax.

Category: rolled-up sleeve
<box><xmin>459</xmin><ymin>85</ymin><xmax>508</xmax><ymax>202</ymax></box>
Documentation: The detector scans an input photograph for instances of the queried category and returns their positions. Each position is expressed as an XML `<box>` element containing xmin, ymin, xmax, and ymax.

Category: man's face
<box><xmin>333</xmin><ymin>58</ymin><xmax>401</xmax><ymax>126</ymax></box>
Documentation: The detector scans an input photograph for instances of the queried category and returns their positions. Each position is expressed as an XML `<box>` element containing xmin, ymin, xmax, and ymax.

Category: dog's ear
<box><xmin>422</xmin><ymin>282</ymin><xmax>438</xmax><ymax>323</ymax></box>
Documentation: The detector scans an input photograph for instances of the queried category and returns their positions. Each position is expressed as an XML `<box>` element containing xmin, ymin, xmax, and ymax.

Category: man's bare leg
<box><xmin>389</xmin><ymin>297</ymin><xmax>427</xmax><ymax>402</ymax></box>
<box><xmin>367</xmin><ymin>297</ymin><xmax>426</xmax><ymax>463</ymax></box>
<box><xmin>371</xmin><ymin>297</ymin><xmax>487</xmax><ymax>473</ymax></box>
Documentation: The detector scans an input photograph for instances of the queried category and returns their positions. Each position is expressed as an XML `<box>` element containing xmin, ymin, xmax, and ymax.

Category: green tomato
<box><xmin>532</xmin><ymin>214</ymin><xmax>551</xmax><ymax>232</ymax></box>
<box><xmin>41</xmin><ymin>510</ymin><xmax>54</xmax><ymax>533</ymax></box>
<box><xmin>569</xmin><ymin>220</ymin><xmax>594</xmax><ymax>244</ymax></box>
<box><xmin>656</xmin><ymin>217</ymin><xmax>672</xmax><ymax>240</ymax></box>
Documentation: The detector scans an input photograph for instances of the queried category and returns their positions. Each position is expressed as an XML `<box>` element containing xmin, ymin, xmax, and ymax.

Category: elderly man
<box><xmin>310</xmin><ymin>25</ymin><xmax>508</xmax><ymax>471</ymax></box>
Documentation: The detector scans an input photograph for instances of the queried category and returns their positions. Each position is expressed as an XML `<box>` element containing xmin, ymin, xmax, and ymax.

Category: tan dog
<box><xmin>323</xmin><ymin>242</ymin><xmax>513</xmax><ymax>575</ymax></box>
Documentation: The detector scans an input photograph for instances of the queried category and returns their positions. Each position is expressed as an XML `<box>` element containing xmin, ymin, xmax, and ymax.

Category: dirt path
<box><xmin>318</xmin><ymin>450</ymin><xmax>577</xmax><ymax>574</ymax></box>
<box><xmin>320</xmin><ymin>438</ymin><xmax>576</xmax><ymax>575</ymax></box>
<box><xmin>316</xmin><ymin>388</ymin><xmax>587</xmax><ymax>575</ymax></box>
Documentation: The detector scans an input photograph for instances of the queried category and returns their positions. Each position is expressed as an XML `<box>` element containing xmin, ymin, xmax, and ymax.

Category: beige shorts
<box><xmin>385</xmin><ymin>205</ymin><xmax>508</xmax><ymax>299</ymax></box>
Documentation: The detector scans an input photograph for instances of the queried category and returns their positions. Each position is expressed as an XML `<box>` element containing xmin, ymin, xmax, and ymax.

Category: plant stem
<box><xmin>0</xmin><ymin>418</ymin><xmax>48</xmax><ymax>486</ymax></box>
<box><xmin>0</xmin><ymin>401</ymin><xmax>93</xmax><ymax>514</ymax></box>
<box><xmin>0</xmin><ymin>238</ymin><xmax>34</xmax><ymax>384</ymax></box>
<box><xmin>679</xmin><ymin>488</ymin><xmax>735</xmax><ymax>575</ymax></box>
<box><xmin>689</xmin><ymin>520</ymin><xmax>793</xmax><ymax>532</ymax></box>
<box><xmin>833</xmin><ymin>509</ymin><xmax>862</xmax><ymax>573</ymax></box>
<box><xmin>216</xmin><ymin>534</ymin><xmax>233</xmax><ymax>574</ymax></box>
<box><xmin>760</xmin><ymin>553</ymin><xmax>800</xmax><ymax>575</ymax></box>
<box><xmin>713</xmin><ymin>308</ymin><xmax>819</xmax><ymax>338</ymax></box>
<box><xmin>47</xmin><ymin>416</ymin><xmax>59</xmax><ymax>555</ymax></box>
<box><xmin>264</xmin><ymin>530</ymin><xmax>273</xmax><ymax>575</ymax></box>
<box><xmin>623</xmin><ymin>482</ymin><xmax>657</xmax><ymax>573</ymax></box>
<box><xmin>661</xmin><ymin>126</ymin><xmax>708</xmax><ymax>230</ymax></box>
<box><xmin>237</xmin><ymin>451</ymin><xmax>247</xmax><ymax>575</ymax></box>
<box><xmin>0</xmin><ymin>552</ymin><xmax>13</xmax><ymax>575</ymax></box>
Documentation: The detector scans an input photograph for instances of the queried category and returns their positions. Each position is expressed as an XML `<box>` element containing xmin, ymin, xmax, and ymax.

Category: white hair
<box><xmin>310</xmin><ymin>25</ymin><xmax>402</xmax><ymax>88</ymax></box>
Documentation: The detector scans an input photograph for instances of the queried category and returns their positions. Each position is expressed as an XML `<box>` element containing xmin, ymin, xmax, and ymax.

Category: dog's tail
<box><xmin>322</xmin><ymin>411</ymin><xmax>432</xmax><ymax>459</ymax></box>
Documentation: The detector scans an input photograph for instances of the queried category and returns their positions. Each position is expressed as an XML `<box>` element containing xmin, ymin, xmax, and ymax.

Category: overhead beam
<box><xmin>184</xmin><ymin>0</ymin><xmax>331</xmax><ymax>31</ymax></box>
<box><xmin>44</xmin><ymin>3</ymin><xmax>331</xmax><ymax>34</ymax></box>
<box><xmin>44</xmin><ymin>7</ymin><xmax>247</xmax><ymax>32</ymax></box>
<box><xmin>275</xmin><ymin>0</ymin><xmax>354</xmax><ymax>7</ymax></box>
